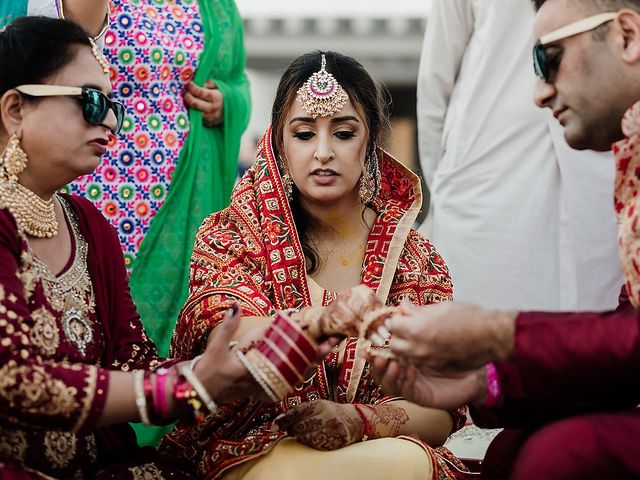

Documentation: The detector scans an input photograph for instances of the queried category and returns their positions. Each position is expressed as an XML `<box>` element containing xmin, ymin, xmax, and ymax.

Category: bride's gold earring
<box><xmin>359</xmin><ymin>148</ymin><xmax>378</xmax><ymax>205</ymax></box>
<box><xmin>278</xmin><ymin>155</ymin><xmax>294</xmax><ymax>202</ymax></box>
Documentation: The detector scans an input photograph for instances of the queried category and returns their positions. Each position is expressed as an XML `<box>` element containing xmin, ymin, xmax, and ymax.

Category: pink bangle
<box><xmin>143</xmin><ymin>371</ymin><xmax>156</xmax><ymax>424</ymax></box>
<box><xmin>154</xmin><ymin>368</ymin><xmax>171</xmax><ymax>423</ymax></box>
<box><xmin>484</xmin><ymin>363</ymin><xmax>502</xmax><ymax>408</ymax></box>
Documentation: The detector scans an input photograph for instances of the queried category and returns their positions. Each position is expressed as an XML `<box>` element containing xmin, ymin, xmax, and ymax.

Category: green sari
<box><xmin>0</xmin><ymin>0</ymin><xmax>28</xmax><ymax>29</ymax></box>
<box><xmin>130</xmin><ymin>0</ymin><xmax>250</xmax><ymax>445</ymax></box>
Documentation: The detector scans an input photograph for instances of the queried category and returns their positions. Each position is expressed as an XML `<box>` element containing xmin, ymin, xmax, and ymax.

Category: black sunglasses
<box><xmin>533</xmin><ymin>41</ymin><xmax>553</xmax><ymax>81</ymax></box>
<box><xmin>533</xmin><ymin>12</ymin><xmax>617</xmax><ymax>82</ymax></box>
<box><xmin>15</xmin><ymin>84</ymin><xmax>125</xmax><ymax>135</ymax></box>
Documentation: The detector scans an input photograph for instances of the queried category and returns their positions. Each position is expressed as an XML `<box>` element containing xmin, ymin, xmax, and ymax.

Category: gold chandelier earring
<box><xmin>1</xmin><ymin>134</ymin><xmax>27</xmax><ymax>179</ymax></box>
<box><xmin>0</xmin><ymin>133</ymin><xmax>58</xmax><ymax>237</ymax></box>
<box><xmin>359</xmin><ymin>148</ymin><xmax>379</xmax><ymax>205</ymax></box>
<box><xmin>277</xmin><ymin>155</ymin><xmax>294</xmax><ymax>202</ymax></box>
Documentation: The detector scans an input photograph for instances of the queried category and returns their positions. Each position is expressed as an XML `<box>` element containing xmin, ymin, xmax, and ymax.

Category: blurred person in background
<box><xmin>1</xmin><ymin>0</ymin><xmax>107</xmax><ymax>35</ymax></box>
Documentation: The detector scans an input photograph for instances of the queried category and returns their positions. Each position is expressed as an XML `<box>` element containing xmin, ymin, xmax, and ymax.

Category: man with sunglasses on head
<box><xmin>370</xmin><ymin>1</ymin><xmax>640</xmax><ymax>478</ymax></box>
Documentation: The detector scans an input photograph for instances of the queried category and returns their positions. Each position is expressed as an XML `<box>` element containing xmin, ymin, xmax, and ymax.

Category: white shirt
<box><xmin>27</xmin><ymin>0</ymin><xmax>58</xmax><ymax>18</ymax></box>
<box><xmin>417</xmin><ymin>0</ymin><xmax>621</xmax><ymax>311</ymax></box>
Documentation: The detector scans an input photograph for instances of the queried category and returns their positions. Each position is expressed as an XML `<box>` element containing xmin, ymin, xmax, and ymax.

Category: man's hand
<box><xmin>370</xmin><ymin>356</ymin><xmax>485</xmax><ymax>410</ymax></box>
<box><xmin>275</xmin><ymin>400</ymin><xmax>363</xmax><ymax>451</ymax></box>
<box><xmin>184</xmin><ymin>80</ymin><xmax>224</xmax><ymax>127</ymax></box>
<box><xmin>386</xmin><ymin>301</ymin><xmax>517</xmax><ymax>371</ymax></box>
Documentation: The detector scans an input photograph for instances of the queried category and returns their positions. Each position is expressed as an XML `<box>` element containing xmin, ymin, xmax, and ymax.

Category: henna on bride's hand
<box><xmin>275</xmin><ymin>401</ymin><xmax>364</xmax><ymax>451</ymax></box>
<box><xmin>366</xmin><ymin>403</ymin><xmax>409</xmax><ymax>437</ymax></box>
<box><xmin>293</xmin><ymin>414</ymin><xmax>362</xmax><ymax>451</ymax></box>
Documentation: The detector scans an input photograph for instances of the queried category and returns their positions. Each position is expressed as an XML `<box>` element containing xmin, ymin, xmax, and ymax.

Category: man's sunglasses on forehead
<box><xmin>533</xmin><ymin>11</ymin><xmax>617</xmax><ymax>81</ymax></box>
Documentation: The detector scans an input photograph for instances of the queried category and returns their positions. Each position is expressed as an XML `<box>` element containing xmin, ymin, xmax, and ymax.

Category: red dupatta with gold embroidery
<box><xmin>164</xmin><ymin>128</ymin><xmax>461</xmax><ymax>479</ymax></box>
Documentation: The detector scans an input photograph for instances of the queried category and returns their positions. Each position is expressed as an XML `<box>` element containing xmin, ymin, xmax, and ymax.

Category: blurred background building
<box><xmin>235</xmin><ymin>0</ymin><xmax>432</xmax><ymax>215</ymax></box>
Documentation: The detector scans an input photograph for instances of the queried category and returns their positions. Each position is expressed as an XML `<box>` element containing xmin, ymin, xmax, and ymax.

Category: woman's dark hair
<box><xmin>0</xmin><ymin>16</ymin><xmax>91</xmax><ymax>97</ymax></box>
<box><xmin>270</xmin><ymin>50</ymin><xmax>391</xmax><ymax>274</ymax></box>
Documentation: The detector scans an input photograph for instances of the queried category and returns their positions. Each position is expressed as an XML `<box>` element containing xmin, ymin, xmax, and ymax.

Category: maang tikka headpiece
<box><xmin>297</xmin><ymin>53</ymin><xmax>349</xmax><ymax>118</ymax></box>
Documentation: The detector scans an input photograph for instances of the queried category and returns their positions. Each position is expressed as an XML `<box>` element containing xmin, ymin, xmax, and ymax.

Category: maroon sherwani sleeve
<box><xmin>472</xmin><ymin>297</ymin><xmax>640</xmax><ymax>428</ymax></box>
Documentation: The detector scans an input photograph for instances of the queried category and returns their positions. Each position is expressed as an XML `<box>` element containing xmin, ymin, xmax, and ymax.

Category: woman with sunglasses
<box><xmin>4</xmin><ymin>0</ymin><xmax>251</xmax><ymax>447</ymax></box>
<box><xmin>0</xmin><ymin>16</ymin><xmax>265</xmax><ymax>479</ymax></box>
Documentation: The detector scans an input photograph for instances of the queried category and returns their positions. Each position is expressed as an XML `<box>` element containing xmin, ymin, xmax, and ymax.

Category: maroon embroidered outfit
<box><xmin>0</xmin><ymin>194</ymin><xmax>190</xmax><ymax>479</ymax></box>
<box><xmin>161</xmin><ymin>129</ymin><xmax>467</xmax><ymax>479</ymax></box>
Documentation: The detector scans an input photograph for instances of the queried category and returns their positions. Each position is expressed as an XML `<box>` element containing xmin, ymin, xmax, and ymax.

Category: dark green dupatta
<box><xmin>129</xmin><ymin>0</ymin><xmax>250</xmax><ymax>445</ymax></box>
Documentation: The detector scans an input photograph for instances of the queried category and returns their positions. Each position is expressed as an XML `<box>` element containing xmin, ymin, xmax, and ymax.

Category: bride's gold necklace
<box><xmin>0</xmin><ymin>179</ymin><xmax>58</xmax><ymax>238</ymax></box>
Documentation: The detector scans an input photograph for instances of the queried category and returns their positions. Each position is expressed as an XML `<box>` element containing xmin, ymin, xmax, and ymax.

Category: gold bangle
<box><xmin>245</xmin><ymin>349</ymin><xmax>292</xmax><ymax>399</ymax></box>
<box><xmin>189</xmin><ymin>354</ymin><xmax>203</xmax><ymax>371</ymax></box>
<box><xmin>236</xmin><ymin>350</ymin><xmax>279</xmax><ymax>403</ymax></box>
<box><xmin>178</xmin><ymin>364</ymin><xmax>217</xmax><ymax>413</ymax></box>
<box><xmin>134</xmin><ymin>370</ymin><xmax>151</xmax><ymax>426</ymax></box>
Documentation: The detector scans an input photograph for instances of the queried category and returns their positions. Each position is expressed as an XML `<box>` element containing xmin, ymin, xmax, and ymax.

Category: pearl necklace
<box><xmin>0</xmin><ymin>179</ymin><xmax>58</xmax><ymax>238</ymax></box>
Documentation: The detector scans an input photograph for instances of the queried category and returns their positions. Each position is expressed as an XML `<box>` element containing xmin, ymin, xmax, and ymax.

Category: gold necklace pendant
<box><xmin>61</xmin><ymin>302</ymin><xmax>94</xmax><ymax>357</ymax></box>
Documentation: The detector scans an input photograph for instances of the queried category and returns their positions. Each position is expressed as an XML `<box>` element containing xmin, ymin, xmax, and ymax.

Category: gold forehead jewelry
<box><xmin>89</xmin><ymin>37</ymin><xmax>110</xmax><ymax>75</ymax></box>
<box><xmin>296</xmin><ymin>54</ymin><xmax>349</xmax><ymax>118</ymax></box>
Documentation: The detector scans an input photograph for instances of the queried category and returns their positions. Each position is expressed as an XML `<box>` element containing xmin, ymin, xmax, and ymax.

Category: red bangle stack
<box><xmin>173</xmin><ymin>372</ymin><xmax>207</xmax><ymax>425</ymax></box>
<box><xmin>146</xmin><ymin>368</ymin><xmax>174</xmax><ymax>425</ymax></box>
<box><xmin>242</xmin><ymin>311</ymin><xmax>319</xmax><ymax>400</ymax></box>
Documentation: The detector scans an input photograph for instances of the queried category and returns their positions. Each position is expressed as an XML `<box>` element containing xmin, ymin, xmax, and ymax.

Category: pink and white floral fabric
<box><xmin>65</xmin><ymin>0</ymin><xmax>205</xmax><ymax>268</ymax></box>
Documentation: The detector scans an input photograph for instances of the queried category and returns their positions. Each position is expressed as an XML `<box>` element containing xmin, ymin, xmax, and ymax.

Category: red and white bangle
<box><xmin>484</xmin><ymin>362</ymin><xmax>502</xmax><ymax>408</ymax></box>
